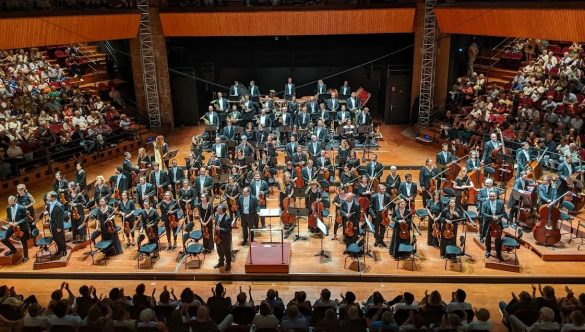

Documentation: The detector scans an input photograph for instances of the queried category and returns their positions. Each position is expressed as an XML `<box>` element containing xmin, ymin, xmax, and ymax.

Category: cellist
<box><xmin>305</xmin><ymin>181</ymin><xmax>322</xmax><ymax>234</ymax></box>
<box><xmin>419</xmin><ymin>159</ymin><xmax>439</xmax><ymax>207</ymax></box>
<box><xmin>389</xmin><ymin>199</ymin><xmax>412</xmax><ymax>259</ymax></box>
<box><xmin>439</xmin><ymin>198</ymin><xmax>461</xmax><ymax>260</ymax></box>
<box><xmin>480</xmin><ymin>191</ymin><xmax>508</xmax><ymax>261</ymax></box>
<box><xmin>369</xmin><ymin>184</ymin><xmax>391</xmax><ymax>248</ymax></box>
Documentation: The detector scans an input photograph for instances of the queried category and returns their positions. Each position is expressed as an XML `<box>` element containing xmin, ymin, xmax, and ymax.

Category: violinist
<box><xmin>237</xmin><ymin>135</ymin><xmax>255</xmax><ymax>158</ymax></box>
<box><xmin>356</xmin><ymin>176</ymin><xmax>373</xmax><ymax>198</ymax></box>
<box><xmin>341</xmin><ymin>119</ymin><xmax>356</xmax><ymax>140</ymax></box>
<box><xmin>159</xmin><ymin>191</ymin><xmax>179</xmax><ymax>250</ymax></box>
<box><xmin>285</xmin><ymin>136</ymin><xmax>299</xmax><ymax>159</ymax></box>
<box><xmin>16</xmin><ymin>184</ymin><xmax>36</xmax><ymax>224</ymax></box>
<box><xmin>305</xmin><ymin>181</ymin><xmax>322</xmax><ymax>234</ymax></box>
<box><xmin>224</xmin><ymin>176</ymin><xmax>241</xmax><ymax>220</ymax></box>
<box><xmin>137</xmin><ymin>147</ymin><xmax>153</xmax><ymax>170</ymax></box>
<box><xmin>337</xmin><ymin>140</ymin><xmax>350</xmax><ymax>170</ymax></box>
<box><xmin>264</xmin><ymin>134</ymin><xmax>277</xmax><ymax>158</ymax></box>
<box><xmin>74</xmin><ymin>162</ymin><xmax>87</xmax><ymax>192</ymax></box>
<box><xmin>207</xmin><ymin>152</ymin><xmax>222</xmax><ymax>195</ymax></box>
<box><xmin>117</xmin><ymin>191</ymin><xmax>137</xmax><ymax>246</ymax></box>
<box><xmin>237</xmin><ymin>187</ymin><xmax>258</xmax><ymax>246</ymax></box>
<box><xmin>480</xmin><ymin>191</ymin><xmax>508</xmax><ymax>260</ymax></box>
<box><xmin>436</xmin><ymin>143</ymin><xmax>455</xmax><ymax>173</ymax></box>
<box><xmin>307</xmin><ymin>135</ymin><xmax>322</xmax><ymax>158</ymax></box>
<box><xmin>332</xmin><ymin>187</ymin><xmax>347</xmax><ymax>240</ymax></box>
<box><xmin>341</xmin><ymin>192</ymin><xmax>360</xmax><ymax>245</ymax></box>
<box><xmin>198</xmin><ymin>193</ymin><xmax>215</xmax><ymax>252</ymax></box>
<box><xmin>481</xmin><ymin>132</ymin><xmax>502</xmax><ymax>165</ymax></box>
<box><xmin>385</xmin><ymin>166</ymin><xmax>401</xmax><ymax>202</ymax></box>
<box><xmin>194</xmin><ymin>167</ymin><xmax>213</xmax><ymax>199</ymax></box>
<box><xmin>250</xmin><ymin>172</ymin><xmax>268</xmax><ymax>228</ymax></box>
<box><xmin>476</xmin><ymin>178</ymin><xmax>501</xmax><ymax>213</ymax></box>
<box><xmin>302</xmin><ymin>159</ymin><xmax>317</xmax><ymax>184</ymax></box>
<box><xmin>336</xmin><ymin>106</ymin><xmax>352</xmax><ymax>127</ymax></box>
<box><xmin>110</xmin><ymin>166</ymin><xmax>129</xmax><ymax>199</ymax></box>
<box><xmin>419</xmin><ymin>159</ymin><xmax>439</xmax><ymax>207</ymax></box>
<box><xmin>291</xmin><ymin>146</ymin><xmax>307</xmax><ymax>169</ymax></box>
<box><xmin>44</xmin><ymin>191</ymin><xmax>67</xmax><ymax>257</ymax></box>
<box><xmin>211</xmin><ymin>137</ymin><xmax>228</xmax><ymax>159</ymax></box>
<box><xmin>92</xmin><ymin>176</ymin><xmax>110</xmax><ymax>208</ymax></box>
<box><xmin>233</xmin><ymin>150</ymin><xmax>248</xmax><ymax>174</ymax></box>
<box><xmin>178</xmin><ymin>179</ymin><xmax>197</xmax><ymax>219</ymax></box>
<box><xmin>296</xmin><ymin>107</ymin><xmax>311</xmax><ymax>130</ymax></box>
<box><xmin>340</xmin><ymin>165</ymin><xmax>356</xmax><ymax>193</ymax></box>
<box><xmin>365</xmin><ymin>154</ymin><xmax>383</xmax><ymax>183</ymax></box>
<box><xmin>222</xmin><ymin>120</ymin><xmax>237</xmax><ymax>141</ymax></box>
<box><xmin>452</xmin><ymin>167</ymin><xmax>474</xmax><ymax>211</ymax></box>
<box><xmin>369</xmin><ymin>184</ymin><xmax>391</xmax><ymax>248</ymax></box>
<box><xmin>314</xmin><ymin>120</ymin><xmax>328</xmax><ymax>142</ymax></box>
<box><xmin>139</xmin><ymin>200</ymin><xmax>160</xmax><ymax>245</ymax></box>
<box><xmin>136</xmin><ymin>176</ymin><xmax>155</xmax><ymax>207</ymax></box>
<box><xmin>426</xmin><ymin>190</ymin><xmax>443</xmax><ymax>247</ymax></box>
<box><xmin>398</xmin><ymin>174</ymin><xmax>417</xmax><ymax>210</ymax></box>
<box><xmin>53</xmin><ymin>171</ymin><xmax>69</xmax><ymax>204</ymax></box>
<box><xmin>168</xmin><ymin>159</ymin><xmax>185</xmax><ymax>195</ymax></box>
<box><xmin>316</xmin><ymin>150</ymin><xmax>333</xmax><ymax>183</ymax></box>
<box><xmin>389</xmin><ymin>199</ymin><xmax>412</xmax><ymax>259</ymax></box>
<box><xmin>149</xmin><ymin>162</ymin><xmax>169</xmax><ymax>200</ymax></box>
<box><xmin>466</xmin><ymin>150</ymin><xmax>482</xmax><ymax>171</ymax></box>
<box><xmin>537</xmin><ymin>175</ymin><xmax>557</xmax><ymax>207</ymax></box>
<box><xmin>516</xmin><ymin>142</ymin><xmax>533</xmax><ymax>178</ymax></box>
<box><xmin>346</xmin><ymin>150</ymin><xmax>361</xmax><ymax>175</ymax></box>
<box><xmin>214</xmin><ymin>204</ymin><xmax>233</xmax><ymax>271</ymax></box>
<box><xmin>507</xmin><ymin>171</ymin><xmax>534</xmax><ymax>227</ymax></box>
<box><xmin>440</xmin><ymin>198</ymin><xmax>460</xmax><ymax>260</ymax></box>
<box><xmin>95</xmin><ymin>197</ymin><xmax>123</xmax><ymax>256</ymax></box>
<box><xmin>68</xmin><ymin>183</ymin><xmax>86</xmax><ymax>243</ymax></box>
<box><xmin>2</xmin><ymin>196</ymin><xmax>30</xmax><ymax>262</ymax></box>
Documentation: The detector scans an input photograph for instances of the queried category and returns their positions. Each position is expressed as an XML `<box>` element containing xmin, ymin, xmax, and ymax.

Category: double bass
<box><xmin>492</xmin><ymin>128</ymin><xmax>514</xmax><ymax>183</ymax></box>
<box><xmin>281</xmin><ymin>196</ymin><xmax>295</xmax><ymax>226</ymax></box>
<box><xmin>357</xmin><ymin>194</ymin><xmax>370</xmax><ymax>223</ymax></box>
<box><xmin>533</xmin><ymin>203</ymin><xmax>561</xmax><ymax>246</ymax></box>
<box><xmin>294</xmin><ymin>166</ymin><xmax>304</xmax><ymax>189</ymax></box>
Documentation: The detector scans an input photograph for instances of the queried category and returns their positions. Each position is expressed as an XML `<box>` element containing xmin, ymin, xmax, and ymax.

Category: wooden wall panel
<box><xmin>160</xmin><ymin>8</ymin><xmax>415</xmax><ymax>37</ymax></box>
<box><xmin>0</xmin><ymin>13</ymin><xmax>140</xmax><ymax>49</ymax></box>
<box><xmin>435</xmin><ymin>8</ymin><xmax>585</xmax><ymax>42</ymax></box>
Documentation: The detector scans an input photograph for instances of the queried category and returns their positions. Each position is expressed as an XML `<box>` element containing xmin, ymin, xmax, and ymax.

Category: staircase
<box><xmin>474</xmin><ymin>37</ymin><xmax>525</xmax><ymax>87</ymax></box>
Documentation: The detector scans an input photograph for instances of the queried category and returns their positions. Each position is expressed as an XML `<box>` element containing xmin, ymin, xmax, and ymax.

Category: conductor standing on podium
<box><xmin>214</xmin><ymin>205</ymin><xmax>233</xmax><ymax>272</ymax></box>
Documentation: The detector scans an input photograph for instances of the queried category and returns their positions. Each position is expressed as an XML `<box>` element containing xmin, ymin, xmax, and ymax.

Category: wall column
<box><xmin>434</xmin><ymin>33</ymin><xmax>451</xmax><ymax>108</ymax></box>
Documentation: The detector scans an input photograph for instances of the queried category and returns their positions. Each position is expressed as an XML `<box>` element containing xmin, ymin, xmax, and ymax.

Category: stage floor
<box><xmin>1</xmin><ymin>125</ymin><xmax>585</xmax><ymax>283</ymax></box>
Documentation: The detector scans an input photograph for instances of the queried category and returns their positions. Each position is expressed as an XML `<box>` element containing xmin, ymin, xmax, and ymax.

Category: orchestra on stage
<box><xmin>2</xmin><ymin>77</ymin><xmax>583</xmax><ymax>270</ymax></box>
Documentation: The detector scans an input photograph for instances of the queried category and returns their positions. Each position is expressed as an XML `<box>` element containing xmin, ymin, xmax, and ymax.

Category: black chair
<box><xmin>113</xmin><ymin>327</ymin><xmax>135</xmax><ymax>332</ymax></box>
<box><xmin>231</xmin><ymin>306</ymin><xmax>256</xmax><ymax>325</ymax></box>
<box><xmin>394</xmin><ymin>309</ymin><xmax>417</xmax><ymax>326</ymax></box>
<box><xmin>396</xmin><ymin>239</ymin><xmax>417</xmax><ymax>271</ymax></box>
<box><xmin>182</xmin><ymin>232</ymin><xmax>205</xmax><ymax>269</ymax></box>
<box><xmin>511</xmin><ymin>308</ymin><xmax>539</xmax><ymax>327</ymax></box>
<box><xmin>88</xmin><ymin>229</ymin><xmax>114</xmax><ymax>265</ymax></box>
<box><xmin>136</xmin><ymin>233</ymin><xmax>159</xmax><ymax>268</ymax></box>
<box><xmin>444</xmin><ymin>235</ymin><xmax>466</xmax><ymax>272</ymax></box>
<box><xmin>50</xmin><ymin>326</ymin><xmax>76</xmax><ymax>332</ymax></box>
<box><xmin>21</xmin><ymin>327</ymin><xmax>44</xmax><ymax>332</ymax></box>
<box><xmin>344</xmin><ymin>242</ymin><xmax>364</xmax><ymax>272</ymax></box>
<box><xmin>32</xmin><ymin>228</ymin><xmax>55</xmax><ymax>263</ymax></box>
<box><xmin>310</xmin><ymin>306</ymin><xmax>330</xmax><ymax>327</ymax></box>
<box><xmin>502</xmin><ymin>229</ymin><xmax>523</xmax><ymax>266</ymax></box>
<box><xmin>298</xmin><ymin>305</ymin><xmax>312</xmax><ymax>317</ymax></box>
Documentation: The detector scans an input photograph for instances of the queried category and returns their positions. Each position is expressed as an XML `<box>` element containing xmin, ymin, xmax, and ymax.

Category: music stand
<box><xmin>314</xmin><ymin>218</ymin><xmax>329</xmax><ymax>258</ymax></box>
<box><xmin>363</xmin><ymin>214</ymin><xmax>375</xmax><ymax>259</ymax></box>
<box><xmin>289</xmin><ymin>207</ymin><xmax>309</xmax><ymax>242</ymax></box>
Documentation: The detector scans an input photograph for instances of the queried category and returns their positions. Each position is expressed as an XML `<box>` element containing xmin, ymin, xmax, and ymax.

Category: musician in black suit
<box><xmin>211</xmin><ymin>137</ymin><xmax>228</xmax><ymax>159</ymax></box>
<box><xmin>215</xmin><ymin>92</ymin><xmax>229</xmax><ymax>112</ymax></box>
<box><xmin>291</xmin><ymin>146</ymin><xmax>307</xmax><ymax>169</ymax></box>
<box><xmin>214</xmin><ymin>205</ymin><xmax>233</xmax><ymax>271</ymax></box>
<box><xmin>306</xmin><ymin>136</ymin><xmax>322</xmax><ymax>158</ymax></box>
<box><xmin>295</xmin><ymin>108</ymin><xmax>311</xmax><ymax>129</ymax></box>
<box><xmin>237</xmin><ymin>187</ymin><xmax>259</xmax><ymax>246</ymax></box>
<box><xmin>149</xmin><ymin>162</ymin><xmax>169</xmax><ymax>199</ymax></box>
<box><xmin>369</xmin><ymin>184</ymin><xmax>391</xmax><ymax>247</ymax></box>
<box><xmin>122</xmin><ymin>152</ymin><xmax>140</xmax><ymax>182</ymax></box>
<box><xmin>109</xmin><ymin>166</ymin><xmax>130</xmax><ymax>196</ymax></box>
<box><xmin>136</xmin><ymin>176</ymin><xmax>155</xmax><ymax>207</ymax></box>
<box><xmin>346</xmin><ymin>92</ymin><xmax>361</xmax><ymax>110</ymax></box>
<box><xmin>439</xmin><ymin>199</ymin><xmax>461</xmax><ymax>259</ymax></box>
<box><xmin>356</xmin><ymin>107</ymin><xmax>371</xmax><ymax>126</ymax></box>
<box><xmin>398</xmin><ymin>174</ymin><xmax>417</xmax><ymax>210</ymax></box>
<box><xmin>249</xmin><ymin>172</ymin><xmax>268</xmax><ymax>228</ymax></box>
<box><xmin>419</xmin><ymin>159</ymin><xmax>440</xmax><ymax>207</ymax></box>
<box><xmin>340</xmin><ymin>81</ymin><xmax>352</xmax><ymax>100</ymax></box>
<box><xmin>44</xmin><ymin>191</ymin><xmax>67</xmax><ymax>257</ymax></box>
<box><xmin>74</xmin><ymin>162</ymin><xmax>87</xmax><ymax>192</ymax></box>
<box><xmin>194</xmin><ymin>167</ymin><xmax>213</xmax><ymax>198</ymax></box>
<box><xmin>285</xmin><ymin>136</ymin><xmax>299</xmax><ymax>159</ymax></box>
<box><xmin>436</xmin><ymin>143</ymin><xmax>455</xmax><ymax>172</ymax></box>
<box><xmin>314</xmin><ymin>120</ymin><xmax>328</xmax><ymax>142</ymax></box>
<box><xmin>481</xmin><ymin>132</ymin><xmax>502</xmax><ymax>165</ymax></box>
<box><xmin>229</xmin><ymin>81</ymin><xmax>243</xmax><ymax>100</ymax></box>
<box><xmin>365</xmin><ymin>154</ymin><xmax>383</xmax><ymax>181</ymax></box>
<box><xmin>341</xmin><ymin>192</ymin><xmax>360</xmax><ymax>245</ymax></box>
<box><xmin>316</xmin><ymin>107</ymin><xmax>330</xmax><ymax>125</ymax></box>
<box><xmin>306</xmin><ymin>96</ymin><xmax>319</xmax><ymax>114</ymax></box>
<box><xmin>336</xmin><ymin>105</ymin><xmax>351</xmax><ymax>125</ymax></box>
<box><xmin>537</xmin><ymin>175</ymin><xmax>557</xmax><ymax>207</ymax></box>
<box><xmin>284</xmin><ymin>77</ymin><xmax>295</xmax><ymax>99</ymax></box>
<box><xmin>52</xmin><ymin>171</ymin><xmax>69</xmax><ymax>203</ymax></box>
<box><xmin>480</xmin><ymin>191</ymin><xmax>508</xmax><ymax>260</ymax></box>
<box><xmin>315</xmin><ymin>150</ymin><xmax>333</xmax><ymax>182</ymax></box>
<box><xmin>326</xmin><ymin>95</ymin><xmax>340</xmax><ymax>113</ymax></box>
<box><xmin>301</xmin><ymin>160</ymin><xmax>317</xmax><ymax>184</ymax></box>
<box><xmin>222</xmin><ymin>121</ymin><xmax>237</xmax><ymax>141</ymax></box>
<box><xmin>249</xmin><ymin>80</ymin><xmax>261</xmax><ymax>101</ymax></box>
<box><xmin>168</xmin><ymin>159</ymin><xmax>185</xmax><ymax>194</ymax></box>
<box><xmin>2</xmin><ymin>196</ymin><xmax>30</xmax><ymax>261</ymax></box>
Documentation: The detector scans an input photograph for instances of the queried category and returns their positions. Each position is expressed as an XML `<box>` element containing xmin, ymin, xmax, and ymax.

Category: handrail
<box><xmin>103</xmin><ymin>41</ymin><xmax>119</xmax><ymax>66</ymax></box>
<box><xmin>122</xmin><ymin>96</ymin><xmax>151</xmax><ymax>127</ymax></box>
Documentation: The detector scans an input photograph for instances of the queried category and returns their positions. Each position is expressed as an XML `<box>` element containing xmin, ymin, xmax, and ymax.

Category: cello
<box><xmin>533</xmin><ymin>202</ymin><xmax>562</xmax><ymax>246</ymax></box>
<box><xmin>281</xmin><ymin>196</ymin><xmax>295</xmax><ymax>226</ymax></box>
<box><xmin>308</xmin><ymin>190</ymin><xmax>324</xmax><ymax>232</ymax></box>
<box><xmin>357</xmin><ymin>194</ymin><xmax>370</xmax><ymax>223</ymax></box>
<box><xmin>492</xmin><ymin>128</ymin><xmax>514</xmax><ymax>183</ymax></box>
<box><xmin>294</xmin><ymin>166</ymin><xmax>304</xmax><ymax>189</ymax></box>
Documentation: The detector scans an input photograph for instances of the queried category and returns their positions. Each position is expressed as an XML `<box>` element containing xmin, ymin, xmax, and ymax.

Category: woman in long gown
<box><xmin>426</xmin><ymin>191</ymin><xmax>443</xmax><ymax>248</ymax></box>
<box><xmin>96</xmin><ymin>197</ymin><xmax>123</xmax><ymax>256</ymax></box>
<box><xmin>197</xmin><ymin>193</ymin><xmax>215</xmax><ymax>252</ymax></box>
<box><xmin>389</xmin><ymin>199</ymin><xmax>412</xmax><ymax>259</ymax></box>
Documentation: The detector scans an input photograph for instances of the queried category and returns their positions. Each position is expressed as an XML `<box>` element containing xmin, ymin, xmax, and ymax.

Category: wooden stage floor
<box><xmin>1</xmin><ymin>125</ymin><xmax>585</xmax><ymax>284</ymax></box>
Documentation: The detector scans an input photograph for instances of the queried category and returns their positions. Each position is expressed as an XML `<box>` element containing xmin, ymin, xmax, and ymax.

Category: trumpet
<box><xmin>200</xmin><ymin>114</ymin><xmax>210</xmax><ymax>125</ymax></box>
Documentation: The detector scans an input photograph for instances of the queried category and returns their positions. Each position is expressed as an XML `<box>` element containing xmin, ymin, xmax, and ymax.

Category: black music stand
<box><xmin>314</xmin><ymin>217</ymin><xmax>329</xmax><ymax>259</ymax></box>
<box><xmin>363</xmin><ymin>214</ymin><xmax>376</xmax><ymax>259</ymax></box>
<box><xmin>289</xmin><ymin>207</ymin><xmax>309</xmax><ymax>242</ymax></box>
<box><xmin>205</xmin><ymin>125</ymin><xmax>218</xmax><ymax>144</ymax></box>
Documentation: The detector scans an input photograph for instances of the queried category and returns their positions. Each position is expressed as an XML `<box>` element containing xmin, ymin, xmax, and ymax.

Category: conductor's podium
<box><xmin>245</xmin><ymin>224</ymin><xmax>291</xmax><ymax>274</ymax></box>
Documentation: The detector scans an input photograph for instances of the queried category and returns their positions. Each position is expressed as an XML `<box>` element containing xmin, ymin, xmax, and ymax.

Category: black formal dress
<box><xmin>96</xmin><ymin>206</ymin><xmax>123</xmax><ymax>256</ymax></box>
<box><xmin>389</xmin><ymin>207</ymin><xmax>412</xmax><ymax>259</ymax></box>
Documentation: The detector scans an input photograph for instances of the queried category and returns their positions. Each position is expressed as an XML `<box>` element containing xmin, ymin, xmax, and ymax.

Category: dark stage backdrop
<box><xmin>167</xmin><ymin>34</ymin><xmax>413</xmax><ymax>126</ymax></box>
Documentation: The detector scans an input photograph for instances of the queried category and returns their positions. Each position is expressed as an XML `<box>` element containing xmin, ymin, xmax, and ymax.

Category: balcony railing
<box><xmin>0</xmin><ymin>0</ymin><xmax>136</xmax><ymax>12</ymax></box>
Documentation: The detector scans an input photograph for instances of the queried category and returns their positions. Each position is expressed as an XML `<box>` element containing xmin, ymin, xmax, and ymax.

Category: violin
<box><xmin>12</xmin><ymin>225</ymin><xmax>24</xmax><ymax>239</ymax></box>
<box><xmin>432</xmin><ymin>220</ymin><xmax>441</xmax><ymax>239</ymax></box>
<box><xmin>533</xmin><ymin>204</ymin><xmax>561</xmax><ymax>246</ymax></box>
<box><xmin>381</xmin><ymin>209</ymin><xmax>390</xmax><ymax>227</ymax></box>
<box><xmin>157</xmin><ymin>186</ymin><xmax>164</xmax><ymax>201</ymax></box>
<box><xmin>72</xmin><ymin>206</ymin><xmax>80</xmax><ymax>221</ymax></box>
<box><xmin>123</xmin><ymin>215</ymin><xmax>131</xmax><ymax>235</ymax></box>
<box><xmin>281</xmin><ymin>196</ymin><xmax>295</xmax><ymax>226</ymax></box>
<box><xmin>229</xmin><ymin>197</ymin><xmax>238</xmax><ymax>213</ymax></box>
<box><xmin>345</xmin><ymin>220</ymin><xmax>355</xmax><ymax>237</ymax></box>
<box><xmin>214</xmin><ymin>225</ymin><xmax>221</xmax><ymax>244</ymax></box>
<box><xmin>259</xmin><ymin>192</ymin><xmax>267</xmax><ymax>206</ymax></box>
<box><xmin>357</xmin><ymin>195</ymin><xmax>370</xmax><ymax>223</ymax></box>
<box><xmin>461</xmin><ymin>189</ymin><xmax>469</xmax><ymax>206</ymax></box>
<box><xmin>168</xmin><ymin>214</ymin><xmax>178</xmax><ymax>229</ymax></box>
<box><xmin>114</xmin><ymin>188</ymin><xmax>121</xmax><ymax>200</ymax></box>
<box><xmin>146</xmin><ymin>225</ymin><xmax>157</xmax><ymax>240</ymax></box>
<box><xmin>105</xmin><ymin>206</ymin><xmax>118</xmax><ymax>234</ymax></box>
<box><xmin>398</xmin><ymin>222</ymin><xmax>410</xmax><ymax>240</ymax></box>
<box><xmin>489</xmin><ymin>219</ymin><xmax>503</xmax><ymax>238</ymax></box>
<box><xmin>443</xmin><ymin>222</ymin><xmax>455</xmax><ymax>240</ymax></box>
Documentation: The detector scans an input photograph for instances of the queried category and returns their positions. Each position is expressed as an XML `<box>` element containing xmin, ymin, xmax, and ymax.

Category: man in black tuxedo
<box><xmin>369</xmin><ymin>184</ymin><xmax>391</xmax><ymax>247</ymax></box>
<box><xmin>2</xmin><ymin>196</ymin><xmax>31</xmax><ymax>261</ymax></box>
<box><xmin>136</xmin><ymin>176</ymin><xmax>155</xmax><ymax>206</ymax></box>
<box><xmin>480</xmin><ymin>191</ymin><xmax>508</xmax><ymax>260</ymax></box>
<box><xmin>109</xmin><ymin>166</ymin><xmax>130</xmax><ymax>195</ymax></box>
<box><xmin>149</xmin><ymin>162</ymin><xmax>169</xmax><ymax>197</ymax></box>
<box><xmin>237</xmin><ymin>187</ymin><xmax>259</xmax><ymax>246</ymax></box>
<box><xmin>211</xmin><ymin>137</ymin><xmax>228</xmax><ymax>159</ymax></box>
<box><xmin>168</xmin><ymin>159</ymin><xmax>185</xmax><ymax>194</ymax></box>
<box><xmin>44</xmin><ymin>191</ymin><xmax>67</xmax><ymax>257</ymax></box>
<box><xmin>122</xmin><ymin>152</ymin><xmax>140</xmax><ymax>185</ymax></box>
<box><xmin>341</xmin><ymin>193</ymin><xmax>361</xmax><ymax>245</ymax></box>
<box><xmin>214</xmin><ymin>205</ymin><xmax>233</xmax><ymax>271</ymax></box>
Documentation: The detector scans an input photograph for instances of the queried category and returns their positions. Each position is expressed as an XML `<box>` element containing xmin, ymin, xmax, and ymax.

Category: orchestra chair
<box><xmin>344</xmin><ymin>242</ymin><xmax>364</xmax><ymax>272</ymax></box>
<box><xmin>184</xmin><ymin>221</ymin><xmax>203</xmax><ymax>243</ymax></box>
<box><xmin>415</xmin><ymin>208</ymin><xmax>430</xmax><ymax>229</ymax></box>
<box><xmin>444</xmin><ymin>235</ymin><xmax>466</xmax><ymax>272</ymax></box>
<box><xmin>31</xmin><ymin>228</ymin><xmax>55</xmax><ymax>263</ymax></box>
<box><xmin>442</xmin><ymin>187</ymin><xmax>456</xmax><ymax>205</ymax></box>
<box><xmin>136</xmin><ymin>233</ymin><xmax>159</xmax><ymax>269</ymax></box>
<box><xmin>483</xmin><ymin>166</ymin><xmax>495</xmax><ymax>180</ymax></box>
<box><xmin>88</xmin><ymin>229</ymin><xmax>114</xmax><ymax>265</ymax></box>
<box><xmin>396</xmin><ymin>238</ymin><xmax>417</xmax><ymax>271</ymax></box>
<box><xmin>560</xmin><ymin>200</ymin><xmax>575</xmax><ymax>238</ymax></box>
<box><xmin>181</xmin><ymin>232</ymin><xmax>205</xmax><ymax>269</ymax></box>
<box><xmin>502</xmin><ymin>229</ymin><xmax>523</xmax><ymax>266</ymax></box>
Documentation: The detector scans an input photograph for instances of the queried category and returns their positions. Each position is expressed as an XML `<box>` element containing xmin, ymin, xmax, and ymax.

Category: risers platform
<box><xmin>506</xmin><ymin>230</ymin><xmax>585</xmax><ymax>262</ymax></box>
<box><xmin>245</xmin><ymin>242</ymin><xmax>291</xmax><ymax>273</ymax></box>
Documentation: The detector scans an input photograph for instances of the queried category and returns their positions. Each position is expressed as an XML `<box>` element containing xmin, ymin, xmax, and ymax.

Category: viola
<box><xmin>398</xmin><ymin>222</ymin><xmax>410</xmax><ymax>240</ymax></box>
<box><xmin>489</xmin><ymin>219</ymin><xmax>503</xmax><ymax>238</ymax></box>
<box><xmin>214</xmin><ymin>226</ymin><xmax>221</xmax><ymax>244</ymax></box>
<box><xmin>381</xmin><ymin>209</ymin><xmax>390</xmax><ymax>227</ymax></box>
<box><xmin>146</xmin><ymin>225</ymin><xmax>156</xmax><ymax>240</ymax></box>
<box><xmin>168</xmin><ymin>213</ymin><xmax>178</xmax><ymax>229</ymax></box>
<box><xmin>533</xmin><ymin>204</ymin><xmax>561</xmax><ymax>246</ymax></box>
<box><xmin>281</xmin><ymin>196</ymin><xmax>295</xmax><ymax>226</ymax></box>
<box><xmin>344</xmin><ymin>220</ymin><xmax>355</xmax><ymax>237</ymax></box>
<box><xmin>443</xmin><ymin>222</ymin><xmax>455</xmax><ymax>240</ymax></box>
<box><xmin>431</xmin><ymin>220</ymin><xmax>441</xmax><ymax>239</ymax></box>
<box><xmin>12</xmin><ymin>225</ymin><xmax>24</xmax><ymax>239</ymax></box>
<box><xmin>259</xmin><ymin>192</ymin><xmax>267</xmax><ymax>206</ymax></box>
